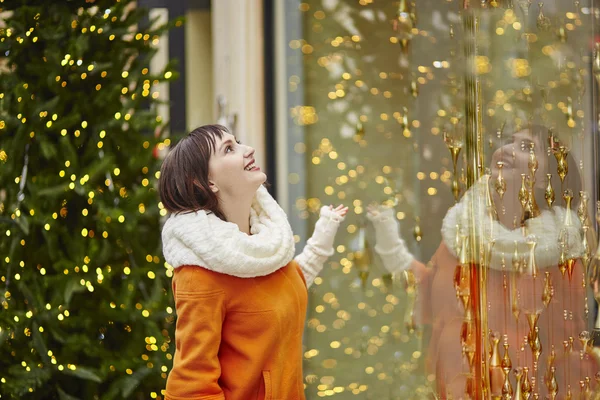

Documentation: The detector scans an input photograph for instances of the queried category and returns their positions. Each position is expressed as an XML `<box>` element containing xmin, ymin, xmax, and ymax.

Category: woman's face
<box><xmin>491</xmin><ymin>129</ymin><xmax>547</xmax><ymax>187</ymax></box>
<box><xmin>208</xmin><ymin>132</ymin><xmax>267</xmax><ymax>199</ymax></box>
<box><xmin>490</xmin><ymin>129</ymin><xmax>548</xmax><ymax>221</ymax></box>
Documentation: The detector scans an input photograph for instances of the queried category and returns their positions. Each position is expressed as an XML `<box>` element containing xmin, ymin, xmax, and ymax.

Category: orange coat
<box><xmin>165</xmin><ymin>261</ymin><xmax>308</xmax><ymax>400</ymax></box>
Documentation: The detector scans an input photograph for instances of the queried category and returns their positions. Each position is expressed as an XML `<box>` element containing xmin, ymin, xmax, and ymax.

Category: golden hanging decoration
<box><xmin>527</xmin><ymin>311</ymin><xmax>542</xmax><ymax>362</ymax></box>
<box><xmin>577</xmin><ymin>191</ymin><xmax>589</xmax><ymax>227</ymax></box>
<box><xmin>517</xmin><ymin>0</ymin><xmax>532</xmax><ymax>16</ymax></box>
<box><xmin>527</xmin><ymin>144</ymin><xmax>540</xmax><ymax>218</ymax></box>
<box><xmin>593</xmin><ymin>42</ymin><xmax>600</xmax><ymax>85</ymax></box>
<box><xmin>542</xmin><ymin>271</ymin><xmax>553</xmax><ymax>307</ymax></box>
<box><xmin>514</xmin><ymin>367</ymin><xmax>525</xmax><ymax>400</ymax></box>
<box><xmin>501</xmin><ymin>342</ymin><xmax>513</xmax><ymax>399</ymax></box>
<box><xmin>536</xmin><ymin>2</ymin><xmax>551</xmax><ymax>31</ymax></box>
<box><xmin>393</xmin><ymin>0</ymin><xmax>413</xmax><ymax>51</ymax></box>
<box><xmin>489</xmin><ymin>332</ymin><xmax>503</xmax><ymax>396</ymax></box>
<box><xmin>521</xmin><ymin>367</ymin><xmax>532</xmax><ymax>399</ymax></box>
<box><xmin>354</xmin><ymin>226</ymin><xmax>371</xmax><ymax>289</ymax></box>
<box><xmin>356</xmin><ymin>122</ymin><xmax>365</xmax><ymax>139</ymax></box>
<box><xmin>589</xmin><ymin>202</ymin><xmax>600</xmax><ymax>324</ymax></box>
<box><xmin>546</xmin><ymin>366</ymin><xmax>558</xmax><ymax>399</ymax></box>
<box><xmin>403</xmin><ymin>270</ymin><xmax>418</xmax><ymax>335</ymax></box>
<box><xmin>401</xmin><ymin>106</ymin><xmax>411</xmax><ymax>138</ymax></box>
<box><xmin>410</xmin><ymin>79</ymin><xmax>419</xmax><ymax>98</ymax></box>
<box><xmin>566</xmin><ymin>97</ymin><xmax>575</xmax><ymax>128</ymax></box>
<box><xmin>413</xmin><ymin>216</ymin><xmax>422</xmax><ymax>242</ymax></box>
<box><xmin>563</xmin><ymin>189</ymin><xmax>574</xmax><ymax>227</ymax></box>
<box><xmin>495</xmin><ymin>161</ymin><xmax>506</xmax><ymax>200</ymax></box>
<box><xmin>519</xmin><ymin>174</ymin><xmax>529</xmax><ymax>225</ymax></box>
<box><xmin>582</xmin><ymin>226</ymin><xmax>591</xmax><ymax>270</ymax></box>
<box><xmin>545</xmin><ymin>174</ymin><xmax>555</xmax><ymax>208</ymax></box>
<box><xmin>557</xmin><ymin>24</ymin><xmax>568</xmax><ymax>43</ymax></box>
<box><xmin>558</xmin><ymin>236</ymin><xmax>567</xmax><ymax>277</ymax></box>
<box><xmin>552</xmin><ymin>146</ymin><xmax>569</xmax><ymax>183</ymax></box>
<box><xmin>444</xmin><ymin>130</ymin><xmax>463</xmax><ymax>202</ymax></box>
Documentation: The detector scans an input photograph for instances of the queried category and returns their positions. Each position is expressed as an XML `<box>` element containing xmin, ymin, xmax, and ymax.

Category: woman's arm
<box><xmin>294</xmin><ymin>205</ymin><xmax>347</xmax><ymax>287</ymax></box>
<box><xmin>366</xmin><ymin>205</ymin><xmax>414</xmax><ymax>273</ymax></box>
<box><xmin>166</xmin><ymin>267</ymin><xmax>226</xmax><ymax>400</ymax></box>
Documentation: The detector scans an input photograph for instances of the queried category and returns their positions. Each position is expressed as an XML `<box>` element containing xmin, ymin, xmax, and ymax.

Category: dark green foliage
<box><xmin>0</xmin><ymin>1</ymin><xmax>181</xmax><ymax>398</ymax></box>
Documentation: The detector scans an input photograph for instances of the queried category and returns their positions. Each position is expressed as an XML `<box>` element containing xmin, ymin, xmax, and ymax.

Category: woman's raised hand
<box><xmin>329</xmin><ymin>204</ymin><xmax>349</xmax><ymax>218</ymax></box>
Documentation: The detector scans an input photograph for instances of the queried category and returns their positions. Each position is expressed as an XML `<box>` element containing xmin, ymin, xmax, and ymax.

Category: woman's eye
<box><xmin>225</xmin><ymin>146</ymin><xmax>233</xmax><ymax>153</ymax></box>
<box><xmin>520</xmin><ymin>140</ymin><xmax>533</xmax><ymax>150</ymax></box>
<box><xmin>236</xmin><ymin>139</ymin><xmax>241</xmax><ymax>145</ymax></box>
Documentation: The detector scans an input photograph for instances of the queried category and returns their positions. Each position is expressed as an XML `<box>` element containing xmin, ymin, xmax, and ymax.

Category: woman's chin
<box><xmin>252</xmin><ymin>172</ymin><xmax>268</xmax><ymax>190</ymax></box>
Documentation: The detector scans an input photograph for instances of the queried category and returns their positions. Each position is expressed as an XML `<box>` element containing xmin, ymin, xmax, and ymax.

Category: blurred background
<box><xmin>2</xmin><ymin>0</ymin><xmax>600</xmax><ymax>399</ymax></box>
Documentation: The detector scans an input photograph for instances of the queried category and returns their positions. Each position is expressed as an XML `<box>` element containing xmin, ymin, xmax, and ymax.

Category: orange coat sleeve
<box><xmin>165</xmin><ymin>267</ymin><xmax>226</xmax><ymax>400</ymax></box>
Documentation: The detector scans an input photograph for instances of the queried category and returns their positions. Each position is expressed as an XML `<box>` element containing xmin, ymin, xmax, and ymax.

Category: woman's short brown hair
<box><xmin>158</xmin><ymin>125</ymin><xmax>228</xmax><ymax>220</ymax></box>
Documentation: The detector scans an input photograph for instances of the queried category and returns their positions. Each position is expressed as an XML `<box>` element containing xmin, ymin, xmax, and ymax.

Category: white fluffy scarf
<box><xmin>161</xmin><ymin>186</ymin><xmax>295</xmax><ymax>277</ymax></box>
<box><xmin>441</xmin><ymin>176</ymin><xmax>583</xmax><ymax>271</ymax></box>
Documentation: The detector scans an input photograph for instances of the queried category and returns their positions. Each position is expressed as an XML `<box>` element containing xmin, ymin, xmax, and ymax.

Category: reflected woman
<box><xmin>368</xmin><ymin>126</ymin><xmax>593</xmax><ymax>398</ymax></box>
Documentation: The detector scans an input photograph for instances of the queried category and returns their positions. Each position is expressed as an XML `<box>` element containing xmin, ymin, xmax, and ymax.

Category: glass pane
<box><xmin>278</xmin><ymin>1</ymin><xmax>600</xmax><ymax>398</ymax></box>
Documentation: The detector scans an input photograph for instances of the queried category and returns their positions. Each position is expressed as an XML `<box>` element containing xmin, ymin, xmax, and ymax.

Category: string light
<box><xmin>0</xmin><ymin>1</ymin><xmax>182</xmax><ymax>398</ymax></box>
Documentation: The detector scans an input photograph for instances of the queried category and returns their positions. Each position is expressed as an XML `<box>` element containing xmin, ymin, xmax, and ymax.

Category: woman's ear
<box><xmin>193</xmin><ymin>178</ymin><xmax>219</xmax><ymax>194</ymax></box>
<box><xmin>208</xmin><ymin>180</ymin><xmax>219</xmax><ymax>193</ymax></box>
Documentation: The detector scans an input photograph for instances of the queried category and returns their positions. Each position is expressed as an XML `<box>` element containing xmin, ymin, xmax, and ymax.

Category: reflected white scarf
<box><xmin>161</xmin><ymin>186</ymin><xmax>295</xmax><ymax>277</ymax></box>
<box><xmin>441</xmin><ymin>176</ymin><xmax>583</xmax><ymax>270</ymax></box>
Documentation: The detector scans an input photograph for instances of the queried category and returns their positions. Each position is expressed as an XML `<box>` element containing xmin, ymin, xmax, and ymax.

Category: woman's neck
<box><xmin>219</xmin><ymin>194</ymin><xmax>254</xmax><ymax>235</ymax></box>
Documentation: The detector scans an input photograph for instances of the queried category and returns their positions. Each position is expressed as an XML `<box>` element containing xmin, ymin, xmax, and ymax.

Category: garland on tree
<box><xmin>0</xmin><ymin>1</ymin><xmax>181</xmax><ymax>398</ymax></box>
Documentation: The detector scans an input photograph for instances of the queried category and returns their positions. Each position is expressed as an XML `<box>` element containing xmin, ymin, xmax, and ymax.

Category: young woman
<box><xmin>159</xmin><ymin>124</ymin><xmax>347</xmax><ymax>400</ymax></box>
<box><xmin>368</xmin><ymin>126</ymin><xmax>593</xmax><ymax>398</ymax></box>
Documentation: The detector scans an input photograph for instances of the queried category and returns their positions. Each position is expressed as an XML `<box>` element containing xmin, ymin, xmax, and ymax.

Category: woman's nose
<box><xmin>244</xmin><ymin>146</ymin><xmax>255</xmax><ymax>158</ymax></box>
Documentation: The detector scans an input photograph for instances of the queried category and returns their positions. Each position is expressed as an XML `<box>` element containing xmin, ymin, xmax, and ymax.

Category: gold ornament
<box><xmin>583</xmin><ymin>226</ymin><xmax>591</xmax><ymax>270</ymax></box>
<box><xmin>495</xmin><ymin>161</ymin><xmax>507</xmax><ymax>200</ymax></box>
<box><xmin>527</xmin><ymin>311</ymin><xmax>542</xmax><ymax>362</ymax></box>
<box><xmin>557</xmin><ymin>24</ymin><xmax>568</xmax><ymax>43</ymax></box>
<box><xmin>489</xmin><ymin>332</ymin><xmax>503</xmax><ymax>396</ymax></box>
<box><xmin>410</xmin><ymin>79</ymin><xmax>419</xmax><ymax>98</ymax></box>
<box><xmin>401</xmin><ymin>107</ymin><xmax>411</xmax><ymax>138</ymax></box>
<box><xmin>444</xmin><ymin>130</ymin><xmax>463</xmax><ymax>202</ymax></box>
<box><xmin>536</xmin><ymin>2</ymin><xmax>551</xmax><ymax>31</ymax></box>
<box><xmin>566</xmin><ymin>97</ymin><xmax>575</xmax><ymax>128</ymax></box>
<box><xmin>393</xmin><ymin>0</ymin><xmax>413</xmax><ymax>49</ymax></box>
<box><xmin>403</xmin><ymin>269</ymin><xmax>417</xmax><ymax>335</ymax></box>
<box><xmin>546</xmin><ymin>366</ymin><xmax>558</xmax><ymax>399</ymax></box>
<box><xmin>577</xmin><ymin>191</ymin><xmax>589</xmax><ymax>227</ymax></box>
<box><xmin>413</xmin><ymin>216</ymin><xmax>422</xmax><ymax>242</ymax></box>
<box><xmin>593</xmin><ymin>43</ymin><xmax>600</xmax><ymax>85</ymax></box>
<box><xmin>542</xmin><ymin>271</ymin><xmax>553</xmax><ymax>307</ymax></box>
<box><xmin>526</xmin><ymin>235</ymin><xmax>539</xmax><ymax>278</ymax></box>
<box><xmin>501</xmin><ymin>343</ymin><xmax>513</xmax><ymax>399</ymax></box>
<box><xmin>545</xmin><ymin>173</ymin><xmax>555</xmax><ymax>208</ymax></box>
<box><xmin>553</xmin><ymin>146</ymin><xmax>569</xmax><ymax>183</ymax></box>
<box><xmin>517</xmin><ymin>0</ymin><xmax>532</xmax><ymax>16</ymax></box>
<box><xmin>356</xmin><ymin>122</ymin><xmax>365</xmax><ymax>139</ymax></box>
<box><xmin>519</xmin><ymin>174</ymin><xmax>529</xmax><ymax>224</ymax></box>
<box><xmin>521</xmin><ymin>367</ymin><xmax>532</xmax><ymax>399</ymax></box>
<box><xmin>354</xmin><ymin>226</ymin><xmax>371</xmax><ymax>289</ymax></box>
<box><xmin>563</xmin><ymin>189</ymin><xmax>574</xmax><ymax>227</ymax></box>
<box><xmin>514</xmin><ymin>367</ymin><xmax>525</xmax><ymax>400</ymax></box>
<box><xmin>589</xmin><ymin>202</ymin><xmax>600</xmax><ymax>326</ymax></box>
<box><xmin>558</xmin><ymin>236</ymin><xmax>567</xmax><ymax>277</ymax></box>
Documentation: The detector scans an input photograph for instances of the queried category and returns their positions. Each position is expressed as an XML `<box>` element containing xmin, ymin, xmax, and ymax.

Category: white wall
<box><xmin>185</xmin><ymin>9</ymin><xmax>213</xmax><ymax>130</ymax></box>
<box><xmin>211</xmin><ymin>0</ymin><xmax>265</xmax><ymax>173</ymax></box>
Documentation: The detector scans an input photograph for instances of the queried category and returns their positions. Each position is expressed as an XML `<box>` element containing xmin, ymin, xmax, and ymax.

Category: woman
<box><xmin>368</xmin><ymin>126</ymin><xmax>592</xmax><ymax>398</ymax></box>
<box><xmin>159</xmin><ymin>125</ymin><xmax>348</xmax><ymax>400</ymax></box>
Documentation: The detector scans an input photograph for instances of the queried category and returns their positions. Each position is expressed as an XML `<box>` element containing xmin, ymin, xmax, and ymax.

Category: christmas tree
<box><xmin>0</xmin><ymin>1</ymin><xmax>181</xmax><ymax>398</ymax></box>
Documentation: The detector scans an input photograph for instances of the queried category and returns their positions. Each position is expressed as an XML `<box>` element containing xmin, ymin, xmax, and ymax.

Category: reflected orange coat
<box><xmin>165</xmin><ymin>262</ymin><xmax>308</xmax><ymax>400</ymax></box>
<box><xmin>414</xmin><ymin>242</ymin><xmax>594</xmax><ymax>398</ymax></box>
